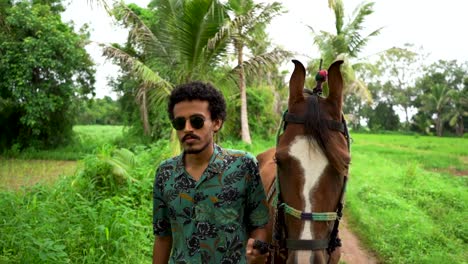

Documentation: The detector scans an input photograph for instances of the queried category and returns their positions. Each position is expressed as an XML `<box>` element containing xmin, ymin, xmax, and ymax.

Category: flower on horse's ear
<box><xmin>315</xmin><ymin>70</ymin><xmax>328</xmax><ymax>82</ymax></box>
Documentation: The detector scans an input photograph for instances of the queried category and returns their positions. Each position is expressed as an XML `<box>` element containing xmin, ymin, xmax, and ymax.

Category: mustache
<box><xmin>182</xmin><ymin>134</ymin><xmax>200</xmax><ymax>142</ymax></box>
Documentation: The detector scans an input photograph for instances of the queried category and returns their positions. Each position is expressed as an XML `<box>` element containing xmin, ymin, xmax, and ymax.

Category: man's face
<box><xmin>172</xmin><ymin>100</ymin><xmax>222</xmax><ymax>154</ymax></box>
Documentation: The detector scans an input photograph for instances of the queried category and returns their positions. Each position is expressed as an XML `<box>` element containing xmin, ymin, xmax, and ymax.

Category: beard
<box><xmin>184</xmin><ymin>140</ymin><xmax>211</xmax><ymax>154</ymax></box>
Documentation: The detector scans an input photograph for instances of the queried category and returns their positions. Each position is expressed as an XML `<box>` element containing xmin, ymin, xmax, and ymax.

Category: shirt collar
<box><xmin>173</xmin><ymin>144</ymin><xmax>226</xmax><ymax>176</ymax></box>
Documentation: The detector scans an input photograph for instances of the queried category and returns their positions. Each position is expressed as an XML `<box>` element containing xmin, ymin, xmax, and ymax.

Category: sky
<box><xmin>61</xmin><ymin>0</ymin><xmax>468</xmax><ymax>98</ymax></box>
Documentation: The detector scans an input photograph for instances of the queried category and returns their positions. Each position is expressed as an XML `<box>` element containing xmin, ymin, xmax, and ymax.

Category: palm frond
<box><xmin>333</xmin><ymin>0</ymin><xmax>344</xmax><ymax>34</ymax></box>
<box><xmin>347</xmin><ymin>27</ymin><xmax>381</xmax><ymax>56</ymax></box>
<box><xmin>207</xmin><ymin>18</ymin><xmax>233</xmax><ymax>49</ymax></box>
<box><xmin>346</xmin><ymin>79</ymin><xmax>373</xmax><ymax>103</ymax></box>
<box><xmin>112</xmin><ymin>2</ymin><xmax>169</xmax><ymax>59</ymax></box>
<box><xmin>328</xmin><ymin>0</ymin><xmax>337</xmax><ymax>9</ymax></box>
<box><xmin>208</xmin><ymin>2</ymin><xmax>282</xmax><ymax>48</ymax></box>
<box><xmin>100</xmin><ymin>148</ymin><xmax>140</xmax><ymax>183</ymax></box>
<box><xmin>173</xmin><ymin>0</ymin><xmax>227</xmax><ymax>81</ymax></box>
<box><xmin>244</xmin><ymin>2</ymin><xmax>283</xmax><ymax>33</ymax></box>
<box><xmin>230</xmin><ymin>48</ymin><xmax>292</xmax><ymax>78</ymax></box>
<box><xmin>101</xmin><ymin>44</ymin><xmax>172</xmax><ymax>94</ymax></box>
<box><xmin>86</xmin><ymin>0</ymin><xmax>112</xmax><ymax>14</ymax></box>
<box><xmin>347</xmin><ymin>2</ymin><xmax>375</xmax><ymax>34</ymax></box>
<box><xmin>144</xmin><ymin>81</ymin><xmax>173</xmax><ymax>112</ymax></box>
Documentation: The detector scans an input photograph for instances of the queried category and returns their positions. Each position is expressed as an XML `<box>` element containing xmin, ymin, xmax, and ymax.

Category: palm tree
<box><xmin>98</xmin><ymin>0</ymin><xmax>228</xmax><ymax>135</ymax></box>
<box><xmin>92</xmin><ymin>0</ymin><xmax>289</xmax><ymax>141</ymax></box>
<box><xmin>211</xmin><ymin>0</ymin><xmax>290</xmax><ymax>143</ymax></box>
<box><xmin>421</xmin><ymin>84</ymin><xmax>456</xmax><ymax>136</ymax></box>
<box><xmin>310</xmin><ymin>0</ymin><xmax>382</xmax><ymax>103</ymax></box>
<box><xmin>447</xmin><ymin>87</ymin><xmax>468</xmax><ymax>136</ymax></box>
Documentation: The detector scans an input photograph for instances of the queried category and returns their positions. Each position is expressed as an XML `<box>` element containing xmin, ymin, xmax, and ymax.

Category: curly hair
<box><xmin>168</xmin><ymin>81</ymin><xmax>227</xmax><ymax>122</ymax></box>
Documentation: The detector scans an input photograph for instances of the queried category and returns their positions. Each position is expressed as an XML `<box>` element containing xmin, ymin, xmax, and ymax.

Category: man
<box><xmin>153</xmin><ymin>81</ymin><xmax>270</xmax><ymax>263</ymax></box>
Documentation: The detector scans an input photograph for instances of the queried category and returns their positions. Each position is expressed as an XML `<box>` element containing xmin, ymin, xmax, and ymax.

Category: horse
<box><xmin>256</xmin><ymin>59</ymin><xmax>351</xmax><ymax>264</ymax></box>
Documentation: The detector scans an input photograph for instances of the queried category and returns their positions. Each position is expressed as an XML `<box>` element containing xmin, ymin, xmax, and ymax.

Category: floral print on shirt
<box><xmin>153</xmin><ymin>144</ymin><xmax>269</xmax><ymax>264</ymax></box>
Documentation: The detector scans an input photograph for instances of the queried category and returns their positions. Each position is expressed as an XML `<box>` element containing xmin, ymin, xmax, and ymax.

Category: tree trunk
<box><xmin>456</xmin><ymin>116</ymin><xmax>464</xmax><ymax>136</ymax></box>
<box><xmin>237</xmin><ymin>41</ymin><xmax>251</xmax><ymax>144</ymax></box>
<box><xmin>435</xmin><ymin>113</ymin><xmax>443</xmax><ymax>137</ymax></box>
<box><xmin>139</xmin><ymin>87</ymin><xmax>150</xmax><ymax>136</ymax></box>
<box><xmin>404</xmin><ymin>105</ymin><xmax>409</xmax><ymax>129</ymax></box>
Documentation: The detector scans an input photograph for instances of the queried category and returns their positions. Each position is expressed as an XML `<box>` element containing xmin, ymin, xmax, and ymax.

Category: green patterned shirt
<box><xmin>153</xmin><ymin>144</ymin><xmax>269</xmax><ymax>264</ymax></box>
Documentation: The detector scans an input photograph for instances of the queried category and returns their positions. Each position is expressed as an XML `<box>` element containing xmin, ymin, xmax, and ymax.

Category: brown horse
<box><xmin>256</xmin><ymin>60</ymin><xmax>351</xmax><ymax>264</ymax></box>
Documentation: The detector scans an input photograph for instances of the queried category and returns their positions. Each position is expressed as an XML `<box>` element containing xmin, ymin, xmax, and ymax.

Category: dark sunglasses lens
<box><xmin>190</xmin><ymin>116</ymin><xmax>205</xmax><ymax>129</ymax></box>
<box><xmin>172</xmin><ymin>117</ymin><xmax>186</xmax><ymax>130</ymax></box>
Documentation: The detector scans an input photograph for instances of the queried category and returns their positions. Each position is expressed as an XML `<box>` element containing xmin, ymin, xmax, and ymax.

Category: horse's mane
<box><xmin>303</xmin><ymin>94</ymin><xmax>349</xmax><ymax>176</ymax></box>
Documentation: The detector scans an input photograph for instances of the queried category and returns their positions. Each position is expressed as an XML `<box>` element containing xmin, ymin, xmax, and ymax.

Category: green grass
<box><xmin>5</xmin><ymin>125</ymin><xmax>126</xmax><ymax>160</ymax></box>
<box><xmin>0</xmin><ymin>131</ymin><xmax>466</xmax><ymax>263</ymax></box>
<box><xmin>0</xmin><ymin>141</ymin><xmax>164</xmax><ymax>263</ymax></box>
<box><xmin>0</xmin><ymin>158</ymin><xmax>77</xmax><ymax>191</ymax></box>
<box><xmin>345</xmin><ymin>133</ymin><xmax>467</xmax><ymax>263</ymax></box>
<box><xmin>351</xmin><ymin>133</ymin><xmax>467</xmax><ymax>172</ymax></box>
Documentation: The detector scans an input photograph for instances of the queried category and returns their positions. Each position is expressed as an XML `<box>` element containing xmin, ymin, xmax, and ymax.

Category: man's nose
<box><xmin>183</xmin><ymin>119</ymin><xmax>194</xmax><ymax>131</ymax></box>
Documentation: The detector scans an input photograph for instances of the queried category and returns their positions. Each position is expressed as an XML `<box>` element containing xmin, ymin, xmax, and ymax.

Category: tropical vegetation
<box><xmin>1</xmin><ymin>129</ymin><xmax>466</xmax><ymax>263</ymax></box>
<box><xmin>0</xmin><ymin>0</ymin><xmax>467</xmax><ymax>263</ymax></box>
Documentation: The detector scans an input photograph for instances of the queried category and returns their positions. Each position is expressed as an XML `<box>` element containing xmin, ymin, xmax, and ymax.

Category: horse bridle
<box><xmin>258</xmin><ymin>92</ymin><xmax>351</xmax><ymax>262</ymax></box>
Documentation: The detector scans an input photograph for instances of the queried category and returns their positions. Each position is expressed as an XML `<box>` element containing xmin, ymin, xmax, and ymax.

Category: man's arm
<box><xmin>249</xmin><ymin>227</ymin><xmax>268</xmax><ymax>244</ymax></box>
<box><xmin>153</xmin><ymin>235</ymin><xmax>172</xmax><ymax>264</ymax></box>
<box><xmin>247</xmin><ymin>228</ymin><xmax>269</xmax><ymax>263</ymax></box>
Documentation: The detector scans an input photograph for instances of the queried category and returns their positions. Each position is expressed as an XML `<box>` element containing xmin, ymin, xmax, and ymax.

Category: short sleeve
<box><xmin>244</xmin><ymin>154</ymin><xmax>269</xmax><ymax>231</ymax></box>
<box><xmin>153</xmin><ymin>164</ymin><xmax>172</xmax><ymax>236</ymax></box>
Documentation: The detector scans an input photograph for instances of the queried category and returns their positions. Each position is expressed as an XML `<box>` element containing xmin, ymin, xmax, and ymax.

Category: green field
<box><xmin>346</xmin><ymin>133</ymin><xmax>467</xmax><ymax>263</ymax></box>
<box><xmin>0</xmin><ymin>127</ymin><xmax>466</xmax><ymax>263</ymax></box>
<box><xmin>4</xmin><ymin>125</ymin><xmax>125</xmax><ymax>161</ymax></box>
<box><xmin>0</xmin><ymin>159</ymin><xmax>77</xmax><ymax>191</ymax></box>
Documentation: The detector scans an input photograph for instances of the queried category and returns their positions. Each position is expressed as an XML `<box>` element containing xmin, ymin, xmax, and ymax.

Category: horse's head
<box><xmin>274</xmin><ymin>60</ymin><xmax>351</xmax><ymax>263</ymax></box>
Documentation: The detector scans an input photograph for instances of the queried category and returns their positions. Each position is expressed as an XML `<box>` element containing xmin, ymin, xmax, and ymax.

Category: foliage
<box><xmin>104</xmin><ymin>0</ymin><xmax>288</xmax><ymax>141</ymax></box>
<box><xmin>0</xmin><ymin>140</ymin><xmax>173</xmax><ymax>263</ymax></box>
<box><xmin>221</xmin><ymin>85</ymin><xmax>280</xmax><ymax>140</ymax></box>
<box><xmin>0</xmin><ymin>1</ymin><xmax>95</xmax><ymax>150</ymax></box>
<box><xmin>2</xmin><ymin>125</ymin><xmax>125</xmax><ymax>160</ymax></box>
<box><xmin>76</xmin><ymin>96</ymin><xmax>123</xmax><ymax>125</ymax></box>
<box><xmin>0</xmin><ymin>158</ymin><xmax>77</xmax><ymax>190</ymax></box>
<box><xmin>309</xmin><ymin>0</ymin><xmax>381</xmax><ymax>102</ymax></box>
<box><xmin>218</xmin><ymin>0</ymin><xmax>290</xmax><ymax>143</ymax></box>
<box><xmin>366</xmin><ymin>102</ymin><xmax>400</xmax><ymax>131</ymax></box>
<box><xmin>375</xmin><ymin>44</ymin><xmax>426</xmax><ymax>127</ymax></box>
<box><xmin>1</xmin><ymin>133</ymin><xmax>467</xmax><ymax>262</ymax></box>
<box><xmin>109</xmin><ymin>73</ymin><xmax>172</xmax><ymax>141</ymax></box>
<box><xmin>413</xmin><ymin>60</ymin><xmax>468</xmax><ymax>136</ymax></box>
<box><xmin>104</xmin><ymin>0</ymin><xmax>229</xmax><ymax>136</ymax></box>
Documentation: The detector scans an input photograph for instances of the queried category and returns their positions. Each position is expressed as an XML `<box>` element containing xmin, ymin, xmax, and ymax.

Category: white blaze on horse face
<box><xmin>289</xmin><ymin>136</ymin><xmax>328</xmax><ymax>261</ymax></box>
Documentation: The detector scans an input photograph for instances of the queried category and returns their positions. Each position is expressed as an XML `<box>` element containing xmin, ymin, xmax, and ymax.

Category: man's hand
<box><xmin>246</xmin><ymin>238</ymin><xmax>269</xmax><ymax>264</ymax></box>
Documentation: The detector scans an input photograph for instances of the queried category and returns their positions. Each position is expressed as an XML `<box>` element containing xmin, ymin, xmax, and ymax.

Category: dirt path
<box><xmin>340</xmin><ymin>218</ymin><xmax>378</xmax><ymax>264</ymax></box>
<box><xmin>296</xmin><ymin>218</ymin><xmax>379</xmax><ymax>263</ymax></box>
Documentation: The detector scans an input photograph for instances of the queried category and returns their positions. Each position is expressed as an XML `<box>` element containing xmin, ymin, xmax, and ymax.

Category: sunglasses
<box><xmin>172</xmin><ymin>115</ymin><xmax>205</xmax><ymax>130</ymax></box>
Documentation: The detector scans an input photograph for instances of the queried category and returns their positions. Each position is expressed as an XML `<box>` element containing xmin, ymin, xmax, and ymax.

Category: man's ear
<box><xmin>213</xmin><ymin>119</ymin><xmax>223</xmax><ymax>133</ymax></box>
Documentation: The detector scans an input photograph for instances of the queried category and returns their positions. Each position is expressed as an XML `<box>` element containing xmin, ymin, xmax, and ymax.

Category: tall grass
<box><xmin>0</xmin><ymin>140</ymin><xmax>173</xmax><ymax>263</ymax></box>
<box><xmin>0</xmin><ymin>132</ymin><xmax>466</xmax><ymax>263</ymax></box>
<box><xmin>0</xmin><ymin>159</ymin><xmax>77</xmax><ymax>191</ymax></box>
<box><xmin>345</xmin><ymin>133</ymin><xmax>467</xmax><ymax>263</ymax></box>
<box><xmin>3</xmin><ymin>125</ymin><xmax>126</xmax><ymax>160</ymax></box>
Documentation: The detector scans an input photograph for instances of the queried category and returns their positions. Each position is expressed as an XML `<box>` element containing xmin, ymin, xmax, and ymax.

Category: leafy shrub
<box><xmin>0</xmin><ymin>140</ymin><xmax>176</xmax><ymax>263</ymax></box>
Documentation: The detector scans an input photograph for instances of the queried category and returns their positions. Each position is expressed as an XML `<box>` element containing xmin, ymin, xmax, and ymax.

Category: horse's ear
<box><xmin>327</xmin><ymin>60</ymin><xmax>344</xmax><ymax>111</ymax></box>
<box><xmin>289</xmin><ymin>60</ymin><xmax>306</xmax><ymax>107</ymax></box>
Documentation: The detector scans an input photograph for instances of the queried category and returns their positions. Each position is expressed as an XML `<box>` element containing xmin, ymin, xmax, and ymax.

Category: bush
<box><xmin>222</xmin><ymin>85</ymin><xmax>280</xmax><ymax>140</ymax></box>
<box><xmin>0</xmin><ymin>141</ymin><xmax>175</xmax><ymax>263</ymax></box>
